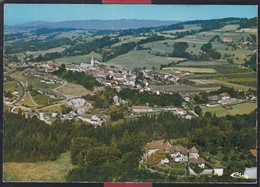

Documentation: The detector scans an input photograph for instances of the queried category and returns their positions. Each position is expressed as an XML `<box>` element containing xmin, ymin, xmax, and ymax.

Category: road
<box><xmin>27</xmin><ymin>91</ymin><xmax>39</xmax><ymax>107</ymax></box>
<box><xmin>53</xmin><ymin>80</ymin><xmax>67</xmax><ymax>92</ymax></box>
<box><xmin>12</xmin><ymin>81</ymin><xmax>25</xmax><ymax>106</ymax></box>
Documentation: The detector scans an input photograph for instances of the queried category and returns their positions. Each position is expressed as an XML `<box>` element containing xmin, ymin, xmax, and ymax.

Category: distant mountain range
<box><xmin>14</xmin><ymin>19</ymin><xmax>180</xmax><ymax>30</ymax></box>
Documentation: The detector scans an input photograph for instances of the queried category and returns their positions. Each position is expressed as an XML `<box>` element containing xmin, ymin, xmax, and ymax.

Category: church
<box><xmin>80</xmin><ymin>56</ymin><xmax>95</xmax><ymax>70</ymax></box>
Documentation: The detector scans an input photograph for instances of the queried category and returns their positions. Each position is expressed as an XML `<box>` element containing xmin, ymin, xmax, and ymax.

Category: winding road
<box><xmin>12</xmin><ymin>81</ymin><xmax>25</xmax><ymax>106</ymax></box>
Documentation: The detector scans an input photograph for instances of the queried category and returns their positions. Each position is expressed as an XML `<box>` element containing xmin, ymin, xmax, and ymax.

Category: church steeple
<box><xmin>91</xmin><ymin>56</ymin><xmax>94</xmax><ymax>67</ymax></box>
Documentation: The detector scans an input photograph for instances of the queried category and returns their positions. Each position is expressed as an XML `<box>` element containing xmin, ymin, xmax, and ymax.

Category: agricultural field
<box><xmin>25</xmin><ymin>46</ymin><xmax>67</xmax><ymax>57</ymax></box>
<box><xmin>164</xmin><ymin>67</ymin><xmax>216</xmax><ymax>73</ymax></box>
<box><xmin>211</xmin><ymin>79</ymin><xmax>256</xmax><ymax>90</ymax></box>
<box><xmin>176</xmin><ymin>60</ymin><xmax>229</xmax><ymax>66</ymax></box>
<box><xmin>106</xmin><ymin>50</ymin><xmax>185</xmax><ymax>69</ymax></box>
<box><xmin>203</xmin><ymin>101</ymin><xmax>257</xmax><ymax>117</ymax></box>
<box><xmin>3</xmin><ymin>152</ymin><xmax>74</xmax><ymax>182</ymax></box>
<box><xmin>112</xmin><ymin>36</ymin><xmax>147</xmax><ymax>47</ymax></box>
<box><xmin>150</xmin><ymin>84</ymin><xmax>220</xmax><ymax>94</ymax></box>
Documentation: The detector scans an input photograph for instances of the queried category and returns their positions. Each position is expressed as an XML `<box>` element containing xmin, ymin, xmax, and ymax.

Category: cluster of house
<box><xmin>34</xmin><ymin>110</ymin><xmax>106</xmax><ymax>126</ymax></box>
<box><xmin>94</xmin><ymin>70</ymin><xmax>137</xmax><ymax>89</ymax></box>
<box><xmin>147</xmin><ymin>71</ymin><xmax>180</xmax><ymax>84</ymax></box>
<box><xmin>206</xmin><ymin>93</ymin><xmax>244</xmax><ymax>107</ymax></box>
<box><xmin>28</xmin><ymin>70</ymin><xmax>63</xmax><ymax>84</ymax></box>
<box><xmin>131</xmin><ymin>105</ymin><xmax>193</xmax><ymax>119</ymax></box>
<box><xmin>143</xmin><ymin>140</ymin><xmax>224</xmax><ymax>176</ymax></box>
<box><xmin>28</xmin><ymin>62</ymin><xmax>59</xmax><ymax>73</ymax></box>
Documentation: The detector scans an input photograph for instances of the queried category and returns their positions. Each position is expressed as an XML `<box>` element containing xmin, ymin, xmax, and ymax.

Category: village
<box><xmin>3</xmin><ymin>56</ymin><xmax>255</xmax><ymax>127</ymax></box>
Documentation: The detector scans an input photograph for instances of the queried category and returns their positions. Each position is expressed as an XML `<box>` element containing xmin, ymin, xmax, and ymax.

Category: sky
<box><xmin>4</xmin><ymin>4</ymin><xmax>258</xmax><ymax>26</ymax></box>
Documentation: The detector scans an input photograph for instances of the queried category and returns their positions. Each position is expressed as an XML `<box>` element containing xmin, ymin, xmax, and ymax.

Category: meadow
<box><xmin>150</xmin><ymin>84</ymin><xmax>220</xmax><ymax>94</ymax></box>
<box><xmin>52</xmin><ymin>51</ymin><xmax>102</xmax><ymax>64</ymax></box>
<box><xmin>203</xmin><ymin>101</ymin><xmax>257</xmax><ymax>117</ymax></box>
<box><xmin>3</xmin><ymin>152</ymin><xmax>74</xmax><ymax>182</ymax></box>
<box><xmin>29</xmin><ymin>90</ymin><xmax>61</xmax><ymax>106</ymax></box>
<box><xmin>164</xmin><ymin>67</ymin><xmax>216</xmax><ymax>73</ymax></box>
<box><xmin>4</xmin><ymin>81</ymin><xmax>21</xmax><ymax>93</ymax></box>
<box><xmin>19</xmin><ymin>91</ymin><xmax>37</xmax><ymax>107</ymax></box>
<box><xmin>106</xmin><ymin>50</ymin><xmax>185</xmax><ymax>69</ymax></box>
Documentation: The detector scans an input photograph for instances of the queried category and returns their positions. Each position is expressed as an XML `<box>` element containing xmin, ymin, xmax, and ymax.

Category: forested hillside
<box><xmin>4</xmin><ymin>109</ymin><xmax>256</xmax><ymax>182</ymax></box>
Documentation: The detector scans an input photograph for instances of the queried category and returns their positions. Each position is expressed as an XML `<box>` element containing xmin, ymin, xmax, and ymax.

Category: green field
<box><xmin>19</xmin><ymin>92</ymin><xmax>37</xmax><ymax>107</ymax></box>
<box><xmin>150</xmin><ymin>84</ymin><xmax>220</xmax><ymax>93</ymax></box>
<box><xmin>203</xmin><ymin>101</ymin><xmax>257</xmax><ymax>117</ymax></box>
<box><xmin>25</xmin><ymin>46</ymin><xmax>67</xmax><ymax>57</ymax></box>
<box><xmin>4</xmin><ymin>81</ymin><xmax>21</xmax><ymax>93</ymax></box>
<box><xmin>30</xmin><ymin>90</ymin><xmax>61</xmax><ymax>106</ymax></box>
<box><xmin>112</xmin><ymin>36</ymin><xmax>147</xmax><ymax>47</ymax></box>
<box><xmin>164</xmin><ymin>67</ymin><xmax>216</xmax><ymax>73</ymax></box>
<box><xmin>211</xmin><ymin>79</ymin><xmax>256</xmax><ymax>90</ymax></box>
<box><xmin>3</xmin><ymin>152</ymin><xmax>74</xmax><ymax>182</ymax></box>
<box><xmin>106</xmin><ymin>50</ymin><xmax>185</xmax><ymax>69</ymax></box>
<box><xmin>177</xmin><ymin>60</ymin><xmax>229</xmax><ymax>66</ymax></box>
<box><xmin>52</xmin><ymin>51</ymin><xmax>102</xmax><ymax>64</ymax></box>
<box><xmin>57</xmin><ymin>82</ymin><xmax>90</xmax><ymax>96</ymax></box>
<box><xmin>9</xmin><ymin>71</ymin><xmax>62</xmax><ymax>89</ymax></box>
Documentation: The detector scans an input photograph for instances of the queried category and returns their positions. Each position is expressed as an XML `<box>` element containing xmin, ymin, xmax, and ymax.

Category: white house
<box><xmin>176</xmin><ymin>108</ymin><xmax>186</xmax><ymax>115</ymax></box>
<box><xmin>165</xmin><ymin>106</ymin><xmax>176</xmax><ymax>111</ymax></box>
<box><xmin>222</xmin><ymin>38</ymin><xmax>232</xmax><ymax>42</ymax></box>
<box><xmin>132</xmin><ymin>106</ymin><xmax>152</xmax><ymax>112</ymax></box>
<box><xmin>211</xmin><ymin>162</ymin><xmax>224</xmax><ymax>176</ymax></box>
<box><xmin>189</xmin><ymin>146</ymin><xmax>199</xmax><ymax>159</ymax></box>
<box><xmin>219</xmin><ymin>93</ymin><xmax>230</xmax><ymax>99</ymax></box>
<box><xmin>206</xmin><ymin>102</ymin><xmax>220</xmax><ymax>107</ymax></box>
<box><xmin>90</xmin><ymin>114</ymin><xmax>105</xmax><ymax>126</ymax></box>
<box><xmin>161</xmin><ymin>158</ymin><xmax>169</xmax><ymax>164</ymax></box>
<box><xmin>185</xmin><ymin>115</ymin><xmax>192</xmax><ymax>120</ymax></box>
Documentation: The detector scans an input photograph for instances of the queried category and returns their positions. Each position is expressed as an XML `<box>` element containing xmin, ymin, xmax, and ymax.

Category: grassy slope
<box><xmin>203</xmin><ymin>101</ymin><xmax>257</xmax><ymax>117</ymax></box>
<box><xmin>3</xmin><ymin>152</ymin><xmax>74</xmax><ymax>182</ymax></box>
<box><xmin>56</xmin><ymin>82</ymin><xmax>91</xmax><ymax>96</ymax></box>
<box><xmin>4</xmin><ymin>81</ymin><xmax>21</xmax><ymax>93</ymax></box>
<box><xmin>19</xmin><ymin>92</ymin><xmax>37</xmax><ymax>107</ymax></box>
<box><xmin>53</xmin><ymin>51</ymin><xmax>102</xmax><ymax>64</ymax></box>
<box><xmin>9</xmin><ymin>71</ymin><xmax>62</xmax><ymax>89</ymax></box>
<box><xmin>106</xmin><ymin>50</ymin><xmax>185</xmax><ymax>69</ymax></box>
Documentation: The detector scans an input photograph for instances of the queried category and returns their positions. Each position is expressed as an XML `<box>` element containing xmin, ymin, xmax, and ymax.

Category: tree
<box><xmin>201</xmin><ymin>42</ymin><xmax>212</xmax><ymax>52</ymax></box>
<box><xmin>172</xmin><ymin>42</ymin><xmax>190</xmax><ymax>58</ymax></box>
<box><xmin>194</xmin><ymin>105</ymin><xmax>202</xmax><ymax>117</ymax></box>
<box><xmin>222</xmin><ymin>155</ymin><xmax>229</xmax><ymax>162</ymax></box>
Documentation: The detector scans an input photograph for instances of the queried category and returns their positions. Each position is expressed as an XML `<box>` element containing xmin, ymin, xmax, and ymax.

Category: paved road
<box><xmin>12</xmin><ymin>81</ymin><xmax>25</xmax><ymax>106</ymax></box>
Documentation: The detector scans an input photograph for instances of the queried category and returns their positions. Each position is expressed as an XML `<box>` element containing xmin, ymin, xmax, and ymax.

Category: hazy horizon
<box><xmin>4</xmin><ymin>4</ymin><xmax>257</xmax><ymax>26</ymax></box>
